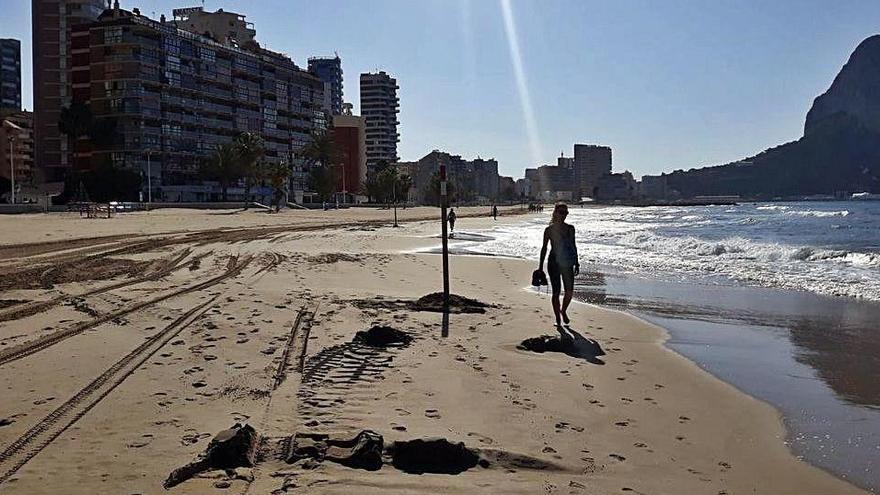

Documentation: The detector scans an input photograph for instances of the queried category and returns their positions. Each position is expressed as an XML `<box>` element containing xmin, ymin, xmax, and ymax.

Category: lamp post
<box><xmin>8</xmin><ymin>135</ymin><xmax>15</xmax><ymax>205</ymax></box>
<box><xmin>145</xmin><ymin>149</ymin><xmax>154</xmax><ymax>206</ymax></box>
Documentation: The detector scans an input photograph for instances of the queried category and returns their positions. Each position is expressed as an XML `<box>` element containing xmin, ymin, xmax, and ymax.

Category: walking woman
<box><xmin>538</xmin><ymin>203</ymin><xmax>579</xmax><ymax>328</ymax></box>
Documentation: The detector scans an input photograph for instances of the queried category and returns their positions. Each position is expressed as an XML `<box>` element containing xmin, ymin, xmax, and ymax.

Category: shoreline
<box><xmin>445</xmin><ymin>213</ymin><xmax>878</xmax><ymax>492</ymax></box>
<box><xmin>0</xmin><ymin>209</ymin><xmax>868</xmax><ymax>493</ymax></box>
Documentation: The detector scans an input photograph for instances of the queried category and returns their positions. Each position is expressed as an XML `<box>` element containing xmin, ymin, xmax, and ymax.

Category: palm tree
<box><xmin>200</xmin><ymin>142</ymin><xmax>241</xmax><ymax>201</ymax></box>
<box><xmin>234</xmin><ymin>132</ymin><xmax>265</xmax><ymax>208</ymax></box>
<box><xmin>266</xmin><ymin>162</ymin><xmax>291</xmax><ymax>212</ymax></box>
<box><xmin>302</xmin><ymin>131</ymin><xmax>341</xmax><ymax>168</ymax></box>
<box><xmin>302</xmin><ymin>131</ymin><xmax>342</xmax><ymax>202</ymax></box>
<box><xmin>58</xmin><ymin>102</ymin><xmax>93</xmax><ymax>140</ymax></box>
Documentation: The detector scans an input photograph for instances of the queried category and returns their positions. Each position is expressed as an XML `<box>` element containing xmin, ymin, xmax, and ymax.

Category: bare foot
<box><xmin>562</xmin><ymin>311</ymin><xmax>570</xmax><ymax>324</ymax></box>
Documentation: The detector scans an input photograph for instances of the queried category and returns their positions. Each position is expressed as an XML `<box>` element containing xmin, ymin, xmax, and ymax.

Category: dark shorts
<box><xmin>547</xmin><ymin>261</ymin><xmax>575</xmax><ymax>294</ymax></box>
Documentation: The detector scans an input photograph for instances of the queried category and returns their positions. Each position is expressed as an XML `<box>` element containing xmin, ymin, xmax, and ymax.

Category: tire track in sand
<box><xmin>0</xmin><ymin>296</ymin><xmax>219</xmax><ymax>485</ymax></box>
<box><xmin>0</xmin><ymin>255</ymin><xmax>251</xmax><ymax>367</ymax></box>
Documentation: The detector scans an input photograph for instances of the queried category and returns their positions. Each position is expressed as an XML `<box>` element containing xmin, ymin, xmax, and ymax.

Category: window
<box><xmin>105</xmin><ymin>27</ymin><xmax>123</xmax><ymax>44</ymax></box>
<box><xmin>201</xmin><ymin>48</ymin><xmax>215</xmax><ymax>63</ymax></box>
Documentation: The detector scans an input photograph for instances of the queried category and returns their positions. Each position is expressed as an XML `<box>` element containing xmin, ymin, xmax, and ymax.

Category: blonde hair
<box><xmin>551</xmin><ymin>203</ymin><xmax>568</xmax><ymax>224</ymax></box>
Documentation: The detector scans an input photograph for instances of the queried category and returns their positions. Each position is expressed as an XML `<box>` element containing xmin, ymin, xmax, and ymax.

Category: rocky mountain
<box><xmin>665</xmin><ymin>36</ymin><xmax>880</xmax><ymax>198</ymax></box>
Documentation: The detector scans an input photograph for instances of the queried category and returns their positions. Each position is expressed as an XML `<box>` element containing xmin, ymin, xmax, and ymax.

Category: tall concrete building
<box><xmin>557</xmin><ymin>154</ymin><xmax>574</xmax><ymax>170</ymax></box>
<box><xmin>573</xmin><ymin>144</ymin><xmax>612</xmax><ymax>199</ymax></box>
<box><xmin>309</xmin><ymin>56</ymin><xmax>343</xmax><ymax>116</ymax></box>
<box><xmin>172</xmin><ymin>6</ymin><xmax>257</xmax><ymax>47</ymax></box>
<box><xmin>407</xmin><ymin>150</ymin><xmax>499</xmax><ymax>203</ymax></box>
<box><xmin>331</xmin><ymin>104</ymin><xmax>366</xmax><ymax>202</ymax></box>
<box><xmin>1</xmin><ymin>39</ymin><xmax>22</xmax><ymax>111</ymax></box>
<box><xmin>32</xmin><ymin>0</ymin><xmax>105</xmax><ymax>185</ymax></box>
<box><xmin>360</xmin><ymin>71</ymin><xmax>399</xmax><ymax>172</ymax></box>
<box><xmin>67</xmin><ymin>6</ymin><xmax>326</xmax><ymax>201</ymax></box>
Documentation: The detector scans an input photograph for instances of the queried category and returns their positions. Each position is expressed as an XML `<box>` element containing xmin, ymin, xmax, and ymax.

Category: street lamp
<box><xmin>145</xmin><ymin>149</ymin><xmax>155</xmax><ymax>206</ymax></box>
<box><xmin>7</xmin><ymin>134</ymin><xmax>14</xmax><ymax>205</ymax></box>
<box><xmin>2</xmin><ymin>119</ymin><xmax>23</xmax><ymax>205</ymax></box>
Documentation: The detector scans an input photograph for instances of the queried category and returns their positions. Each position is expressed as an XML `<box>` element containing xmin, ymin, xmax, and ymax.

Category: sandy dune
<box><xmin>0</xmin><ymin>207</ymin><xmax>865</xmax><ymax>494</ymax></box>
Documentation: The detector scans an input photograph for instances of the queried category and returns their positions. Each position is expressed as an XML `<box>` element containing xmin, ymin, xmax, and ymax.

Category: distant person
<box><xmin>538</xmin><ymin>203</ymin><xmax>579</xmax><ymax>329</ymax></box>
<box><xmin>493</xmin><ymin>204</ymin><xmax>498</xmax><ymax>220</ymax></box>
<box><xmin>447</xmin><ymin>208</ymin><xmax>456</xmax><ymax>233</ymax></box>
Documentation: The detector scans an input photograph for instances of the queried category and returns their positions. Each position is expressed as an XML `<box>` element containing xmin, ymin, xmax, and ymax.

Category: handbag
<box><xmin>531</xmin><ymin>269</ymin><xmax>548</xmax><ymax>287</ymax></box>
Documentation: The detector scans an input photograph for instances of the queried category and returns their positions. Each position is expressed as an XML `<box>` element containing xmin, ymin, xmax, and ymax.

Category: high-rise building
<box><xmin>68</xmin><ymin>6</ymin><xmax>326</xmax><ymax>202</ymax></box>
<box><xmin>172</xmin><ymin>6</ymin><xmax>257</xmax><ymax>47</ymax></box>
<box><xmin>557</xmin><ymin>154</ymin><xmax>574</xmax><ymax>169</ymax></box>
<box><xmin>573</xmin><ymin>144</ymin><xmax>612</xmax><ymax>199</ymax></box>
<box><xmin>525</xmin><ymin>164</ymin><xmax>575</xmax><ymax>201</ymax></box>
<box><xmin>408</xmin><ymin>150</ymin><xmax>499</xmax><ymax>203</ymax></box>
<box><xmin>32</xmin><ymin>0</ymin><xmax>105</xmax><ymax>185</ymax></box>
<box><xmin>309</xmin><ymin>56</ymin><xmax>343</xmax><ymax>116</ymax></box>
<box><xmin>360</xmin><ymin>71</ymin><xmax>399</xmax><ymax>172</ymax></box>
<box><xmin>331</xmin><ymin>104</ymin><xmax>366</xmax><ymax>202</ymax></box>
<box><xmin>1</xmin><ymin>39</ymin><xmax>22</xmax><ymax>111</ymax></box>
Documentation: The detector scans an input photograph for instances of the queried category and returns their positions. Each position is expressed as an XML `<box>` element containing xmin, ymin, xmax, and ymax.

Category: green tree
<box><xmin>200</xmin><ymin>142</ymin><xmax>241</xmax><ymax>201</ymax></box>
<box><xmin>423</xmin><ymin>172</ymin><xmax>456</xmax><ymax>206</ymax></box>
<box><xmin>234</xmin><ymin>132</ymin><xmax>265</xmax><ymax>208</ymax></box>
<box><xmin>58</xmin><ymin>102</ymin><xmax>93</xmax><ymax>140</ymax></box>
<box><xmin>397</xmin><ymin>173</ymin><xmax>413</xmax><ymax>204</ymax></box>
<box><xmin>265</xmin><ymin>162</ymin><xmax>291</xmax><ymax>212</ymax></box>
<box><xmin>360</xmin><ymin>172</ymin><xmax>382</xmax><ymax>203</ymax></box>
<box><xmin>309</xmin><ymin>164</ymin><xmax>339</xmax><ymax>202</ymax></box>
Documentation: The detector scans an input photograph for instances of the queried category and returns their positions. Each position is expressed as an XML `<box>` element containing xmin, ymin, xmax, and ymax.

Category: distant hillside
<box><xmin>666</xmin><ymin>36</ymin><xmax>880</xmax><ymax>198</ymax></box>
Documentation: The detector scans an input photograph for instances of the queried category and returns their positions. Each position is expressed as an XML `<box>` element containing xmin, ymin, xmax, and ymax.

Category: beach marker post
<box><xmin>440</xmin><ymin>164</ymin><xmax>450</xmax><ymax>308</ymax></box>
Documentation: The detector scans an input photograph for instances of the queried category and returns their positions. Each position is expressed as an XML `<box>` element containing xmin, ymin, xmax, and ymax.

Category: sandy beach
<box><xmin>0</xmin><ymin>207</ymin><xmax>866</xmax><ymax>494</ymax></box>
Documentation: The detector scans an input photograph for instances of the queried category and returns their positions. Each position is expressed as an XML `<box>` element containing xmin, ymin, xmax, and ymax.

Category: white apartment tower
<box><xmin>360</xmin><ymin>71</ymin><xmax>399</xmax><ymax>172</ymax></box>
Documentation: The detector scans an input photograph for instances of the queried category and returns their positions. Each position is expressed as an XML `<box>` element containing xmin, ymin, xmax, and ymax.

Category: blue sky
<box><xmin>3</xmin><ymin>0</ymin><xmax>880</xmax><ymax>178</ymax></box>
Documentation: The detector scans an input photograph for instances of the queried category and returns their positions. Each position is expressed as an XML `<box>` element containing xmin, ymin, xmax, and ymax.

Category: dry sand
<box><xmin>0</xmin><ymin>207</ymin><xmax>866</xmax><ymax>494</ymax></box>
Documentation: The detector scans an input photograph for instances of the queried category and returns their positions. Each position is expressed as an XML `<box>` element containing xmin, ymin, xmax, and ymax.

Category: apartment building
<box><xmin>360</xmin><ymin>71</ymin><xmax>399</xmax><ymax>173</ymax></box>
<box><xmin>68</xmin><ymin>6</ymin><xmax>326</xmax><ymax>201</ymax></box>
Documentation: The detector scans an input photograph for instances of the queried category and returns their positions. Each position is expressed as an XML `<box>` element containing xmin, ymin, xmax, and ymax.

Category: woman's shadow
<box><xmin>517</xmin><ymin>326</ymin><xmax>606</xmax><ymax>365</ymax></box>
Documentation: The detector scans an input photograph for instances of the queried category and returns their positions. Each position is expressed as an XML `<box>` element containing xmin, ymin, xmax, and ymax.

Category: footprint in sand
<box><xmin>678</xmin><ymin>415</ymin><xmax>691</xmax><ymax>423</ymax></box>
<box><xmin>424</xmin><ymin>409</ymin><xmax>441</xmax><ymax>419</ymax></box>
<box><xmin>395</xmin><ymin>408</ymin><xmax>411</xmax><ymax>416</ymax></box>
<box><xmin>467</xmin><ymin>432</ymin><xmax>494</xmax><ymax>445</ymax></box>
<box><xmin>608</xmin><ymin>453</ymin><xmax>626</xmax><ymax>462</ymax></box>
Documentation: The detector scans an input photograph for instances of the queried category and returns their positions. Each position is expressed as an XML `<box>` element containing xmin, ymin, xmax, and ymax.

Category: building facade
<box><xmin>172</xmin><ymin>6</ymin><xmax>257</xmax><ymax>47</ymax></box>
<box><xmin>309</xmin><ymin>56</ymin><xmax>343</xmax><ymax>116</ymax></box>
<box><xmin>1</xmin><ymin>39</ymin><xmax>22</xmax><ymax>111</ymax></box>
<box><xmin>525</xmin><ymin>164</ymin><xmax>575</xmax><ymax>201</ymax></box>
<box><xmin>573</xmin><ymin>143</ymin><xmax>612</xmax><ymax>199</ymax></box>
<box><xmin>1</xmin><ymin>110</ymin><xmax>35</xmax><ymax>198</ymax></box>
<box><xmin>331</xmin><ymin>105</ymin><xmax>366</xmax><ymax>202</ymax></box>
<box><xmin>408</xmin><ymin>150</ymin><xmax>499</xmax><ymax>204</ymax></box>
<box><xmin>68</xmin><ymin>6</ymin><xmax>326</xmax><ymax>202</ymax></box>
<box><xmin>360</xmin><ymin>71</ymin><xmax>399</xmax><ymax>173</ymax></box>
<box><xmin>32</xmin><ymin>0</ymin><xmax>106</xmax><ymax>185</ymax></box>
<box><xmin>595</xmin><ymin>171</ymin><xmax>637</xmax><ymax>201</ymax></box>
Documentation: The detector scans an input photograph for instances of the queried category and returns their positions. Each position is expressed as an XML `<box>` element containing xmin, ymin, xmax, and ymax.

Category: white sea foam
<box><xmin>468</xmin><ymin>203</ymin><xmax>880</xmax><ymax>302</ymax></box>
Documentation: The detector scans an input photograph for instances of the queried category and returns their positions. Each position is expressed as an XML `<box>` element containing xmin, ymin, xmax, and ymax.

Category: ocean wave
<box><xmin>473</xmin><ymin>203</ymin><xmax>880</xmax><ymax>302</ymax></box>
<box><xmin>785</xmin><ymin>210</ymin><xmax>850</xmax><ymax>218</ymax></box>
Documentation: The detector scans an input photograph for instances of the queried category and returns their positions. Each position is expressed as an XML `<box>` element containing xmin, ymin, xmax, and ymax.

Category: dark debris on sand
<box><xmin>387</xmin><ymin>437</ymin><xmax>489</xmax><ymax>474</ymax></box>
<box><xmin>412</xmin><ymin>293</ymin><xmax>491</xmax><ymax>314</ymax></box>
<box><xmin>164</xmin><ymin>423</ymin><xmax>259</xmax><ymax>488</ymax></box>
<box><xmin>353</xmin><ymin>326</ymin><xmax>413</xmax><ymax>347</ymax></box>
<box><xmin>285</xmin><ymin>430</ymin><xmax>384</xmax><ymax>471</ymax></box>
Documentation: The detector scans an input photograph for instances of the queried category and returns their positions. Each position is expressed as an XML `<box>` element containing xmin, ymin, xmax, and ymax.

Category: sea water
<box><xmin>461</xmin><ymin>201</ymin><xmax>880</xmax><ymax>492</ymax></box>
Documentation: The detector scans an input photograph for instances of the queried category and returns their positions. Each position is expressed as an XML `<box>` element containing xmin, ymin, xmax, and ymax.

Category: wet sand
<box><xmin>571</xmin><ymin>268</ymin><xmax>880</xmax><ymax>491</ymax></box>
<box><xmin>0</xmin><ymin>208</ymin><xmax>867</xmax><ymax>494</ymax></box>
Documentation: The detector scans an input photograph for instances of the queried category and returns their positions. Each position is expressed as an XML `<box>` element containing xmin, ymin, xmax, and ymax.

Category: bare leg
<box><xmin>551</xmin><ymin>289</ymin><xmax>562</xmax><ymax>327</ymax></box>
<box><xmin>561</xmin><ymin>289</ymin><xmax>573</xmax><ymax>324</ymax></box>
